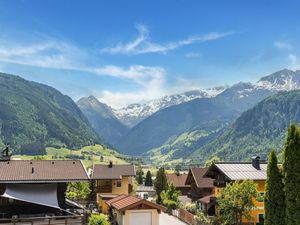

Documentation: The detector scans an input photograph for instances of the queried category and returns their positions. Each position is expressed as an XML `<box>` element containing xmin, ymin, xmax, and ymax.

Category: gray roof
<box><xmin>214</xmin><ymin>163</ymin><xmax>267</xmax><ymax>181</ymax></box>
<box><xmin>136</xmin><ymin>185</ymin><xmax>155</xmax><ymax>192</ymax></box>
<box><xmin>92</xmin><ymin>164</ymin><xmax>135</xmax><ymax>179</ymax></box>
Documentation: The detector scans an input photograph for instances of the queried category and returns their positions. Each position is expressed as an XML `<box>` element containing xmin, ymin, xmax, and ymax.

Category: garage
<box><xmin>106</xmin><ymin>195</ymin><xmax>166</xmax><ymax>225</ymax></box>
<box><xmin>129</xmin><ymin>212</ymin><xmax>152</xmax><ymax>225</ymax></box>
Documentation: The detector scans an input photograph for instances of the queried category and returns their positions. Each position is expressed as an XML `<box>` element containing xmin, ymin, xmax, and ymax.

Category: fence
<box><xmin>172</xmin><ymin>208</ymin><xmax>196</xmax><ymax>225</ymax></box>
<box><xmin>0</xmin><ymin>215</ymin><xmax>85</xmax><ymax>225</ymax></box>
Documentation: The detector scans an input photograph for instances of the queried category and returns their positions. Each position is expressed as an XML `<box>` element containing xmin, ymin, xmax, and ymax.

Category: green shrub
<box><xmin>88</xmin><ymin>214</ymin><xmax>109</xmax><ymax>225</ymax></box>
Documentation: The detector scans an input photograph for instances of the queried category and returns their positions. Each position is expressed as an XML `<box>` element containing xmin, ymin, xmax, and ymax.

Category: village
<box><xmin>0</xmin><ymin>131</ymin><xmax>295</xmax><ymax>225</ymax></box>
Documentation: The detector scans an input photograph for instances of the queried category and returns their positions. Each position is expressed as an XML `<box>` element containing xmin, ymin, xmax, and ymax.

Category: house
<box><xmin>166</xmin><ymin>172</ymin><xmax>190</xmax><ymax>195</ymax></box>
<box><xmin>185</xmin><ymin>168</ymin><xmax>214</xmax><ymax>201</ymax></box>
<box><xmin>0</xmin><ymin>159</ymin><xmax>89</xmax><ymax>220</ymax></box>
<box><xmin>91</xmin><ymin>162</ymin><xmax>135</xmax><ymax>213</ymax></box>
<box><xmin>106</xmin><ymin>195</ymin><xmax>165</xmax><ymax>225</ymax></box>
<box><xmin>185</xmin><ymin>167</ymin><xmax>215</xmax><ymax>215</ymax></box>
<box><xmin>136</xmin><ymin>185</ymin><xmax>156</xmax><ymax>200</ymax></box>
<box><xmin>204</xmin><ymin>156</ymin><xmax>267</xmax><ymax>224</ymax></box>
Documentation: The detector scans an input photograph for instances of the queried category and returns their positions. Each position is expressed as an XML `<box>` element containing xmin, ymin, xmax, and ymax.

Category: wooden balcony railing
<box><xmin>96</xmin><ymin>185</ymin><xmax>112</xmax><ymax>193</ymax></box>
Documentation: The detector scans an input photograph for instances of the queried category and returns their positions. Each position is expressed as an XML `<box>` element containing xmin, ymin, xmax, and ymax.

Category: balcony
<box><xmin>213</xmin><ymin>180</ymin><xmax>226</xmax><ymax>187</ymax></box>
<box><xmin>96</xmin><ymin>185</ymin><xmax>112</xmax><ymax>193</ymax></box>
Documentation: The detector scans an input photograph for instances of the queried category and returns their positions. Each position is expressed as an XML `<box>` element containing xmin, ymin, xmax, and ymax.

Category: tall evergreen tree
<box><xmin>145</xmin><ymin>170</ymin><xmax>153</xmax><ymax>186</ymax></box>
<box><xmin>136</xmin><ymin>165</ymin><xmax>144</xmax><ymax>185</ymax></box>
<box><xmin>265</xmin><ymin>149</ymin><xmax>285</xmax><ymax>225</ymax></box>
<box><xmin>282</xmin><ymin>124</ymin><xmax>300</xmax><ymax>225</ymax></box>
<box><xmin>154</xmin><ymin>167</ymin><xmax>168</xmax><ymax>204</ymax></box>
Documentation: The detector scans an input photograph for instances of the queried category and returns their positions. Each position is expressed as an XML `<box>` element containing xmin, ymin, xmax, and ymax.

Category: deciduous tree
<box><xmin>217</xmin><ymin>180</ymin><xmax>259</xmax><ymax>225</ymax></box>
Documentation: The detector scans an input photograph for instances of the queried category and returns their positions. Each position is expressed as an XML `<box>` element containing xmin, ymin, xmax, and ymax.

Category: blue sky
<box><xmin>0</xmin><ymin>0</ymin><xmax>300</xmax><ymax>107</ymax></box>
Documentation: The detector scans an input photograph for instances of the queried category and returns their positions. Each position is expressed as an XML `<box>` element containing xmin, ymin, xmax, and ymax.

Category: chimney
<box><xmin>252</xmin><ymin>156</ymin><xmax>260</xmax><ymax>170</ymax></box>
<box><xmin>108</xmin><ymin>161</ymin><xmax>113</xmax><ymax>168</ymax></box>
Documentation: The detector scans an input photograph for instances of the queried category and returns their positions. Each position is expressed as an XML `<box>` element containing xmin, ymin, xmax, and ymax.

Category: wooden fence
<box><xmin>173</xmin><ymin>208</ymin><xmax>196</xmax><ymax>225</ymax></box>
<box><xmin>0</xmin><ymin>215</ymin><xmax>85</xmax><ymax>225</ymax></box>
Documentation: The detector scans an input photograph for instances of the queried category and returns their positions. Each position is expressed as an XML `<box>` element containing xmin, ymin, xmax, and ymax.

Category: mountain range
<box><xmin>113</xmin><ymin>87</ymin><xmax>227</xmax><ymax>127</ymax></box>
<box><xmin>0</xmin><ymin>73</ymin><xmax>100</xmax><ymax>155</ymax></box>
<box><xmin>78</xmin><ymin>68</ymin><xmax>300</xmax><ymax>162</ymax></box>
<box><xmin>1</xmin><ymin>68</ymin><xmax>300</xmax><ymax>162</ymax></box>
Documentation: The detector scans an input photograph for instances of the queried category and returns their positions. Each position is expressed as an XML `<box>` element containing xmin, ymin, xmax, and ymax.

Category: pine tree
<box><xmin>154</xmin><ymin>167</ymin><xmax>168</xmax><ymax>204</ymax></box>
<box><xmin>136</xmin><ymin>165</ymin><xmax>144</xmax><ymax>185</ymax></box>
<box><xmin>265</xmin><ymin>149</ymin><xmax>285</xmax><ymax>225</ymax></box>
<box><xmin>145</xmin><ymin>170</ymin><xmax>153</xmax><ymax>186</ymax></box>
<box><xmin>282</xmin><ymin>124</ymin><xmax>300</xmax><ymax>225</ymax></box>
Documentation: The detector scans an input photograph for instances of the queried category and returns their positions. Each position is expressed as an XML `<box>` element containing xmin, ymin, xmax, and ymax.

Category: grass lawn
<box><xmin>13</xmin><ymin>144</ymin><xmax>128</xmax><ymax>168</ymax></box>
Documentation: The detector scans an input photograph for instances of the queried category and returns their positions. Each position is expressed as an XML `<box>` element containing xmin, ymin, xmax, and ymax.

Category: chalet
<box><xmin>91</xmin><ymin>162</ymin><xmax>135</xmax><ymax>213</ymax></box>
<box><xmin>106</xmin><ymin>195</ymin><xmax>165</xmax><ymax>225</ymax></box>
<box><xmin>185</xmin><ymin>168</ymin><xmax>214</xmax><ymax>201</ymax></box>
<box><xmin>205</xmin><ymin>156</ymin><xmax>267</xmax><ymax>224</ymax></box>
<box><xmin>166</xmin><ymin>172</ymin><xmax>190</xmax><ymax>195</ymax></box>
<box><xmin>0</xmin><ymin>159</ymin><xmax>89</xmax><ymax>221</ymax></box>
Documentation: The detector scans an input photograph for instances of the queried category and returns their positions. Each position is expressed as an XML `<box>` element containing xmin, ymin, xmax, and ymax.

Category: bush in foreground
<box><xmin>88</xmin><ymin>214</ymin><xmax>109</xmax><ymax>225</ymax></box>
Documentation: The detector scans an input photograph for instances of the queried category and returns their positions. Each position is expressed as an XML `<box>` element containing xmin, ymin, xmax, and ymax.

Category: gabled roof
<box><xmin>0</xmin><ymin>160</ymin><xmax>89</xmax><ymax>183</ymax></box>
<box><xmin>198</xmin><ymin>194</ymin><xmax>215</xmax><ymax>204</ymax></box>
<box><xmin>106</xmin><ymin>195</ymin><xmax>166</xmax><ymax>212</ymax></box>
<box><xmin>92</xmin><ymin>164</ymin><xmax>135</xmax><ymax>179</ymax></box>
<box><xmin>185</xmin><ymin>168</ymin><xmax>214</xmax><ymax>188</ymax></box>
<box><xmin>166</xmin><ymin>173</ymin><xmax>190</xmax><ymax>188</ymax></box>
<box><xmin>205</xmin><ymin>162</ymin><xmax>268</xmax><ymax>181</ymax></box>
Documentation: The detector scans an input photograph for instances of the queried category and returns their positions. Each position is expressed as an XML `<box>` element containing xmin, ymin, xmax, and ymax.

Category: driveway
<box><xmin>159</xmin><ymin>212</ymin><xmax>188</xmax><ymax>225</ymax></box>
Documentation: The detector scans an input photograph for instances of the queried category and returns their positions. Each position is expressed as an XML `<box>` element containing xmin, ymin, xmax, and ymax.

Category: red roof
<box><xmin>106</xmin><ymin>195</ymin><xmax>166</xmax><ymax>212</ymax></box>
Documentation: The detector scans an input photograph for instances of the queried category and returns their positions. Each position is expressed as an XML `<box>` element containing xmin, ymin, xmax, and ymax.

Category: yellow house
<box><xmin>205</xmin><ymin>156</ymin><xmax>266</xmax><ymax>225</ymax></box>
<box><xmin>106</xmin><ymin>195</ymin><xmax>166</xmax><ymax>225</ymax></box>
<box><xmin>91</xmin><ymin>162</ymin><xmax>135</xmax><ymax>213</ymax></box>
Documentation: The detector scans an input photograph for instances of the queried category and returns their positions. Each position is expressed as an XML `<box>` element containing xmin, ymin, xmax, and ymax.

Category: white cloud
<box><xmin>289</xmin><ymin>54</ymin><xmax>300</xmax><ymax>70</ymax></box>
<box><xmin>274</xmin><ymin>41</ymin><xmax>292</xmax><ymax>50</ymax></box>
<box><xmin>101</xmin><ymin>24</ymin><xmax>233</xmax><ymax>55</ymax></box>
<box><xmin>91</xmin><ymin>64</ymin><xmax>165</xmax><ymax>86</ymax></box>
<box><xmin>0</xmin><ymin>40</ymin><xmax>86</xmax><ymax>70</ymax></box>
<box><xmin>92</xmin><ymin>64</ymin><xmax>167</xmax><ymax>108</ymax></box>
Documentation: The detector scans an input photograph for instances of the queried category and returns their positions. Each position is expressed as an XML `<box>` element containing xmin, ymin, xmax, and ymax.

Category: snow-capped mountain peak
<box><xmin>256</xmin><ymin>69</ymin><xmax>300</xmax><ymax>91</ymax></box>
<box><xmin>113</xmin><ymin>87</ymin><xmax>227</xmax><ymax>127</ymax></box>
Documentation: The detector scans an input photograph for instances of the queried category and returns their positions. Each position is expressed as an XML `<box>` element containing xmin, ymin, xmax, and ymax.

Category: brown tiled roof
<box><xmin>92</xmin><ymin>164</ymin><xmax>135</xmax><ymax>179</ymax></box>
<box><xmin>198</xmin><ymin>194</ymin><xmax>215</xmax><ymax>204</ymax></box>
<box><xmin>0</xmin><ymin>160</ymin><xmax>89</xmax><ymax>183</ymax></box>
<box><xmin>106</xmin><ymin>194</ymin><xmax>127</xmax><ymax>206</ymax></box>
<box><xmin>166</xmin><ymin>173</ymin><xmax>189</xmax><ymax>187</ymax></box>
<box><xmin>106</xmin><ymin>195</ymin><xmax>166</xmax><ymax>212</ymax></box>
<box><xmin>186</xmin><ymin>168</ymin><xmax>214</xmax><ymax>188</ymax></box>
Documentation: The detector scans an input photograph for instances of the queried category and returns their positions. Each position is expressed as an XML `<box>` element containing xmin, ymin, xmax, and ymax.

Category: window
<box><xmin>256</xmin><ymin>192</ymin><xmax>264</xmax><ymax>202</ymax></box>
<box><xmin>257</xmin><ymin>214</ymin><xmax>264</xmax><ymax>224</ymax></box>
<box><xmin>116</xmin><ymin>180</ymin><xmax>122</xmax><ymax>187</ymax></box>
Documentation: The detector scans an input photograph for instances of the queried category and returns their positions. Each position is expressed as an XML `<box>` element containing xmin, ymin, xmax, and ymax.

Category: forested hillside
<box><xmin>191</xmin><ymin>90</ymin><xmax>300</xmax><ymax>161</ymax></box>
<box><xmin>0</xmin><ymin>73</ymin><xmax>100</xmax><ymax>154</ymax></box>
